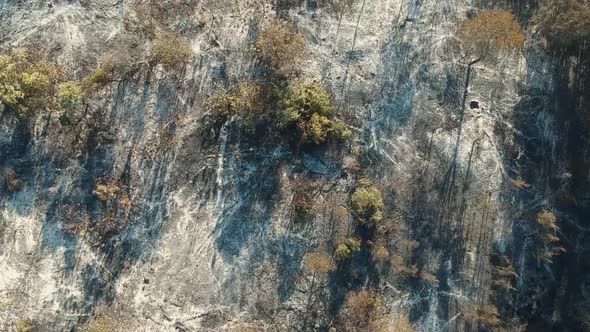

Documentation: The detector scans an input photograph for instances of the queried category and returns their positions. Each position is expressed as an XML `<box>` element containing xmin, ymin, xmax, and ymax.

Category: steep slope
<box><xmin>0</xmin><ymin>0</ymin><xmax>588</xmax><ymax>331</ymax></box>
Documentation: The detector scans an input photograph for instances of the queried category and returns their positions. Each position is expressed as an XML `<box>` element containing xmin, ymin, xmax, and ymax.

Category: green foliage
<box><xmin>351</xmin><ymin>180</ymin><xmax>384</xmax><ymax>225</ymax></box>
<box><xmin>457</xmin><ymin>10</ymin><xmax>525</xmax><ymax>62</ymax></box>
<box><xmin>83</xmin><ymin>58</ymin><xmax>115</xmax><ymax>91</ymax></box>
<box><xmin>335</xmin><ymin>236</ymin><xmax>361</xmax><ymax>260</ymax></box>
<box><xmin>255</xmin><ymin>18</ymin><xmax>305</xmax><ymax>75</ymax></box>
<box><xmin>280</xmin><ymin>82</ymin><xmax>333</xmax><ymax>120</ymax></box>
<box><xmin>0</xmin><ymin>49</ymin><xmax>61</xmax><ymax>117</ymax></box>
<box><xmin>14</xmin><ymin>319</ymin><xmax>30</xmax><ymax>332</ymax></box>
<box><xmin>58</xmin><ymin>81</ymin><xmax>83</xmax><ymax>111</ymax></box>
<box><xmin>207</xmin><ymin>82</ymin><xmax>264</xmax><ymax>120</ymax></box>
<box><xmin>278</xmin><ymin>82</ymin><xmax>350</xmax><ymax>144</ymax></box>
<box><xmin>150</xmin><ymin>32</ymin><xmax>192</xmax><ymax>66</ymax></box>
<box><xmin>538</xmin><ymin>0</ymin><xmax>590</xmax><ymax>52</ymax></box>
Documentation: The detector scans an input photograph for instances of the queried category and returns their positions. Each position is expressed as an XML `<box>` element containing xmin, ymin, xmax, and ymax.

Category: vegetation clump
<box><xmin>464</xmin><ymin>304</ymin><xmax>500</xmax><ymax>328</ymax></box>
<box><xmin>92</xmin><ymin>178</ymin><xmax>133</xmax><ymax>237</ymax></box>
<box><xmin>351</xmin><ymin>179</ymin><xmax>384</xmax><ymax>225</ymax></box>
<box><xmin>344</xmin><ymin>289</ymin><xmax>382</xmax><ymax>327</ymax></box>
<box><xmin>536</xmin><ymin>210</ymin><xmax>557</xmax><ymax>230</ymax></box>
<box><xmin>0</xmin><ymin>49</ymin><xmax>61</xmax><ymax>117</ymax></box>
<box><xmin>58</xmin><ymin>81</ymin><xmax>83</xmax><ymax>111</ymax></box>
<box><xmin>335</xmin><ymin>236</ymin><xmax>361</xmax><ymax>260</ymax></box>
<box><xmin>83</xmin><ymin>58</ymin><xmax>115</xmax><ymax>91</ymax></box>
<box><xmin>279</xmin><ymin>82</ymin><xmax>350</xmax><ymax>144</ymax></box>
<box><xmin>2</xmin><ymin>167</ymin><xmax>23</xmax><ymax>192</ymax></box>
<box><xmin>255</xmin><ymin>18</ymin><xmax>305</xmax><ymax>76</ymax></box>
<box><xmin>303</xmin><ymin>251</ymin><xmax>336</xmax><ymax>274</ymax></box>
<box><xmin>150</xmin><ymin>32</ymin><xmax>192</xmax><ymax>66</ymax></box>
<box><xmin>457</xmin><ymin>10</ymin><xmax>525</xmax><ymax>63</ymax></box>
<box><xmin>538</xmin><ymin>0</ymin><xmax>590</xmax><ymax>52</ymax></box>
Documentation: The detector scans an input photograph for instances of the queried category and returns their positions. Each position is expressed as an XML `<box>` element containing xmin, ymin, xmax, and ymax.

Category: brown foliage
<box><xmin>457</xmin><ymin>10</ymin><xmax>525</xmax><ymax>62</ymax></box>
<box><xmin>344</xmin><ymin>289</ymin><xmax>382</xmax><ymax>326</ymax></box>
<box><xmin>303</xmin><ymin>251</ymin><xmax>336</xmax><ymax>275</ymax></box>
<box><xmin>464</xmin><ymin>304</ymin><xmax>500</xmax><ymax>328</ymax></box>
<box><xmin>255</xmin><ymin>18</ymin><xmax>305</xmax><ymax>75</ymax></box>
<box><xmin>150</xmin><ymin>32</ymin><xmax>192</xmax><ymax>66</ymax></box>
<box><xmin>2</xmin><ymin>167</ymin><xmax>22</xmax><ymax>192</ymax></box>
<box><xmin>536</xmin><ymin>210</ymin><xmax>557</xmax><ymax>230</ymax></box>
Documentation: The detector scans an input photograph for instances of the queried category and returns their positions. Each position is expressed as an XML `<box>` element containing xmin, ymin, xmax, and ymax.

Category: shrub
<box><xmin>280</xmin><ymin>82</ymin><xmax>333</xmax><ymax>120</ymax></box>
<box><xmin>457</xmin><ymin>10</ymin><xmax>525</xmax><ymax>62</ymax></box>
<box><xmin>351</xmin><ymin>180</ymin><xmax>384</xmax><ymax>225</ymax></box>
<box><xmin>301</xmin><ymin>113</ymin><xmax>333</xmax><ymax>144</ymax></box>
<box><xmin>150</xmin><ymin>32</ymin><xmax>192</xmax><ymax>66</ymax></box>
<box><xmin>464</xmin><ymin>304</ymin><xmax>500</xmax><ymax>328</ymax></box>
<box><xmin>0</xmin><ymin>49</ymin><xmax>61</xmax><ymax>116</ymax></box>
<box><xmin>344</xmin><ymin>289</ymin><xmax>382</xmax><ymax>326</ymax></box>
<box><xmin>93</xmin><ymin>182</ymin><xmax>121</xmax><ymax>203</ymax></box>
<box><xmin>335</xmin><ymin>236</ymin><xmax>361</xmax><ymax>260</ymax></box>
<box><xmin>278</xmin><ymin>82</ymin><xmax>350</xmax><ymax>144</ymax></box>
<box><xmin>536</xmin><ymin>210</ymin><xmax>557</xmax><ymax>230</ymax></box>
<box><xmin>2</xmin><ymin>167</ymin><xmax>23</xmax><ymax>192</ymax></box>
<box><xmin>84</xmin><ymin>316</ymin><xmax>121</xmax><ymax>332</ymax></box>
<box><xmin>14</xmin><ymin>319</ymin><xmax>30</xmax><ymax>332</ymax></box>
<box><xmin>255</xmin><ymin>18</ymin><xmax>305</xmax><ymax>75</ymax></box>
<box><xmin>83</xmin><ymin>58</ymin><xmax>115</xmax><ymax>91</ymax></box>
<box><xmin>303</xmin><ymin>251</ymin><xmax>336</xmax><ymax>274</ymax></box>
<box><xmin>207</xmin><ymin>82</ymin><xmax>264</xmax><ymax>120</ymax></box>
<box><xmin>58</xmin><ymin>81</ymin><xmax>83</xmax><ymax>111</ymax></box>
<box><xmin>370</xmin><ymin>241</ymin><xmax>389</xmax><ymax>262</ymax></box>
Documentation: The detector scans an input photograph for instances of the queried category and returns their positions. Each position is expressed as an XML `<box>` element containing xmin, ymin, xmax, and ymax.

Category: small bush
<box><xmin>93</xmin><ymin>182</ymin><xmax>121</xmax><ymax>203</ymax></box>
<box><xmin>536</xmin><ymin>210</ymin><xmax>557</xmax><ymax>230</ymax></box>
<box><xmin>255</xmin><ymin>18</ymin><xmax>305</xmax><ymax>75</ymax></box>
<box><xmin>150</xmin><ymin>32</ymin><xmax>192</xmax><ymax>66</ymax></box>
<box><xmin>14</xmin><ymin>318</ymin><xmax>30</xmax><ymax>332</ymax></box>
<box><xmin>83</xmin><ymin>58</ymin><xmax>115</xmax><ymax>91</ymax></box>
<box><xmin>464</xmin><ymin>304</ymin><xmax>500</xmax><ymax>328</ymax></box>
<box><xmin>303</xmin><ymin>251</ymin><xmax>336</xmax><ymax>274</ymax></box>
<box><xmin>207</xmin><ymin>82</ymin><xmax>264</xmax><ymax>120</ymax></box>
<box><xmin>370</xmin><ymin>241</ymin><xmax>389</xmax><ymax>262</ymax></box>
<box><xmin>351</xmin><ymin>180</ymin><xmax>384</xmax><ymax>225</ymax></box>
<box><xmin>344</xmin><ymin>289</ymin><xmax>382</xmax><ymax>326</ymax></box>
<box><xmin>84</xmin><ymin>316</ymin><xmax>121</xmax><ymax>332</ymax></box>
<box><xmin>335</xmin><ymin>236</ymin><xmax>361</xmax><ymax>260</ymax></box>
<box><xmin>2</xmin><ymin>167</ymin><xmax>22</xmax><ymax>192</ymax></box>
<box><xmin>58</xmin><ymin>81</ymin><xmax>83</xmax><ymax>111</ymax></box>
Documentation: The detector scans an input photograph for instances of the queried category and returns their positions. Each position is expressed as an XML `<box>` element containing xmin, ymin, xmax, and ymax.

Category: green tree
<box><xmin>351</xmin><ymin>180</ymin><xmax>384</xmax><ymax>225</ymax></box>
<box><xmin>0</xmin><ymin>49</ymin><xmax>61</xmax><ymax>117</ymax></box>
<box><xmin>58</xmin><ymin>81</ymin><xmax>83</xmax><ymax>111</ymax></box>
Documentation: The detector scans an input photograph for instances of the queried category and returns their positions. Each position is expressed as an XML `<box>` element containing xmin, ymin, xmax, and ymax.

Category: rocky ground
<box><xmin>0</xmin><ymin>0</ymin><xmax>588</xmax><ymax>331</ymax></box>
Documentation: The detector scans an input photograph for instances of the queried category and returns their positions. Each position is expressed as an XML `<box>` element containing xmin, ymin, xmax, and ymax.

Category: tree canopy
<box><xmin>457</xmin><ymin>10</ymin><xmax>525</xmax><ymax>63</ymax></box>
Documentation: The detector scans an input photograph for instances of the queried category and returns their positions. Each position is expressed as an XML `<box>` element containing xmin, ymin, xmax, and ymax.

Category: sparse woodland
<box><xmin>0</xmin><ymin>0</ymin><xmax>589</xmax><ymax>331</ymax></box>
